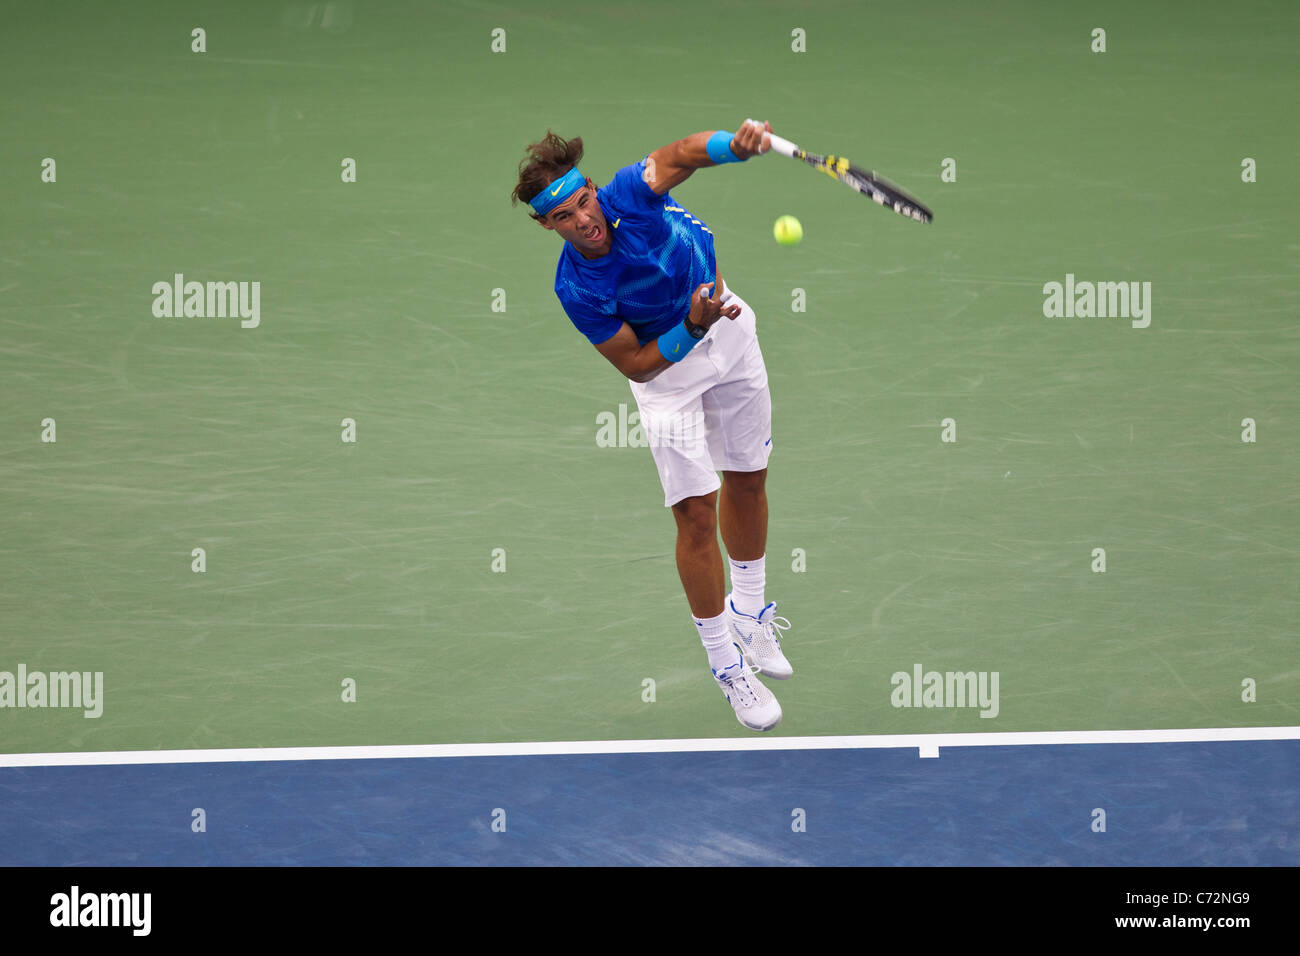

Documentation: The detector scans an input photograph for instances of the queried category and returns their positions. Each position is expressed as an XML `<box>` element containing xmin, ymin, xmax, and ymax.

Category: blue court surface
<box><xmin>2</xmin><ymin>740</ymin><xmax>1296</xmax><ymax>866</ymax></box>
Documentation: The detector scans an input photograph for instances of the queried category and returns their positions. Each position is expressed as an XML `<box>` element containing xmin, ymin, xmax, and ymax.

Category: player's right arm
<box><xmin>594</xmin><ymin>279</ymin><xmax>740</xmax><ymax>383</ymax></box>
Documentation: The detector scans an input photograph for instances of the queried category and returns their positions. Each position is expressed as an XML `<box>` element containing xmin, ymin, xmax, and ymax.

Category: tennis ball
<box><xmin>773</xmin><ymin>215</ymin><xmax>803</xmax><ymax>246</ymax></box>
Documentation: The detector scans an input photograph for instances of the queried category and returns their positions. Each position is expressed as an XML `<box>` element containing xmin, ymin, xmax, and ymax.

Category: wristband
<box><xmin>657</xmin><ymin>320</ymin><xmax>703</xmax><ymax>362</ymax></box>
<box><xmin>706</xmin><ymin>130</ymin><xmax>743</xmax><ymax>164</ymax></box>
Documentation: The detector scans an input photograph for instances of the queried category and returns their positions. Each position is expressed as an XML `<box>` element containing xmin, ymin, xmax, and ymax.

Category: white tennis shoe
<box><xmin>712</xmin><ymin>648</ymin><xmax>782</xmax><ymax>732</ymax></box>
<box><xmin>728</xmin><ymin>597</ymin><xmax>794</xmax><ymax>680</ymax></box>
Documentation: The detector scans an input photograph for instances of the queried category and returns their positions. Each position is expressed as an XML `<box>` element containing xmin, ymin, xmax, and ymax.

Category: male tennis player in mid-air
<box><xmin>512</xmin><ymin>119</ymin><xmax>793</xmax><ymax>732</ymax></box>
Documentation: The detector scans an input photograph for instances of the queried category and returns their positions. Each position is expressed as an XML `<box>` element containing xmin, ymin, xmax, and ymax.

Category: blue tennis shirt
<box><xmin>555</xmin><ymin>158</ymin><xmax>717</xmax><ymax>346</ymax></box>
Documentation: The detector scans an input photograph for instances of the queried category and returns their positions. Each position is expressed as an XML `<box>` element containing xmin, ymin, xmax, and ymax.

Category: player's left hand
<box><xmin>730</xmin><ymin>119</ymin><xmax>772</xmax><ymax>159</ymax></box>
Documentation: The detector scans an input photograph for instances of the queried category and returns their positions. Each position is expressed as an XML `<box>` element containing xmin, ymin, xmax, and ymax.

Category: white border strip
<box><xmin>2</xmin><ymin>725</ymin><xmax>1298</xmax><ymax>768</ymax></box>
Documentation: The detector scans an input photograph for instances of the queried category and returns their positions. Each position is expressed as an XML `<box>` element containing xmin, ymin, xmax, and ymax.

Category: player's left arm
<box><xmin>642</xmin><ymin>120</ymin><xmax>772</xmax><ymax>196</ymax></box>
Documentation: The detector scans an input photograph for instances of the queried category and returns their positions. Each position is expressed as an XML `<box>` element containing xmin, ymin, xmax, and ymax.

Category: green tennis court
<box><xmin>1</xmin><ymin>0</ymin><xmax>1296</xmax><ymax>756</ymax></box>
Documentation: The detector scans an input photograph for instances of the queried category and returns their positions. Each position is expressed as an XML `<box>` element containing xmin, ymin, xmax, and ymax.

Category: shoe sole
<box><xmin>738</xmin><ymin>710</ymin><xmax>782</xmax><ymax>732</ymax></box>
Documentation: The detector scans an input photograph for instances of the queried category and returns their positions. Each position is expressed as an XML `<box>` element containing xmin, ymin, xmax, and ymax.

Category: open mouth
<box><xmin>585</xmin><ymin>225</ymin><xmax>601</xmax><ymax>242</ymax></box>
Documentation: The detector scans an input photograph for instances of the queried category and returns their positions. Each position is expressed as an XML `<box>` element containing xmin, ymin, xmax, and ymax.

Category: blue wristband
<box><xmin>706</xmin><ymin>130</ymin><xmax>743</xmax><ymax>164</ymax></box>
<box><xmin>657</xmin><ymin>320</ymin><xmax>702</xmax><ymax>362</ymax></box>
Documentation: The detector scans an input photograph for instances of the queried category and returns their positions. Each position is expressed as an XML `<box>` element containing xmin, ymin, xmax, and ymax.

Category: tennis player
<box><xmin>511</xmin><ymin>120</ymin><xmax>793</xmax><ymax>731</ymax></box>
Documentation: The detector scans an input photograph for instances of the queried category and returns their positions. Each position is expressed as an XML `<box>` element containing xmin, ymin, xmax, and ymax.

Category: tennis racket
<box><xmin>755</xmin><ymin>121</ymin><xmax>934</xmax><ymax>224</ymax></box>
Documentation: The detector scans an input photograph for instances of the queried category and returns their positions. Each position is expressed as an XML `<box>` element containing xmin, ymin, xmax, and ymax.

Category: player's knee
<box><xmin>671</xmin><ymin>495</ymin><xmax>717</xmax><ymax>543</ymax></box>
<box><xmin>723</xmin><ymin>469</ymin><xmax>767</xmax><ymax>497</ymax></box>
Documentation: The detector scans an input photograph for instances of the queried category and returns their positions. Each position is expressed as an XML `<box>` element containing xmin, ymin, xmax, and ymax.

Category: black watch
<box><xmin>684</xmin><ymin>318</ymin><xmax>707</xmax><ymax>339</ymax></box>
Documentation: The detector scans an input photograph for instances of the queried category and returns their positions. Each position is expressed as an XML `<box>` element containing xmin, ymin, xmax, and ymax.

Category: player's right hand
<box><xmin>688</xmin><ymin>280</ymin><xmax>741</xmax><ymax>330</ymax></box>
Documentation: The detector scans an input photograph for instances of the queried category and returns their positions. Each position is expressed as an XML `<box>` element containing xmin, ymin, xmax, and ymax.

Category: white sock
<box><xmin>695</xmin><ymin>611</ymin><xmax>739</xmax><ymax>672</ymax></box>
<box><xmin>728</xmin><ymin>555</ymin><xmax>766</xmax><ymax>616</ymax></box>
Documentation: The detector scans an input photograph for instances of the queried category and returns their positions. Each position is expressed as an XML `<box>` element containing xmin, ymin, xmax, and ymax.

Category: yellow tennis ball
<box><xmin>773</xmin><ymin>215</ymin><xmax>803</xmax><ymax>246</ymax></box>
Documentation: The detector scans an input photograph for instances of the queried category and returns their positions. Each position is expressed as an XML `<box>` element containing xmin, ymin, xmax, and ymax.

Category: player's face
<box><xmin>540</xmin><ymin>181</ymin><xmax>612</xmax><ymax>257</ymax></box>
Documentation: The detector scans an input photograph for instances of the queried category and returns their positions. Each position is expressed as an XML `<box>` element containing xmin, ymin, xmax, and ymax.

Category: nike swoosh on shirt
<box><xmin>612</xmin><ymin>218</ymin><xmax>620</xmax><ymax>228</ymax></box>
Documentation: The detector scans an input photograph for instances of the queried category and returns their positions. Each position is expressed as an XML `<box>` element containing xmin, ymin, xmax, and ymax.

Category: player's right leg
<box><xmin>629</xmin><ymin>364</ymin><xmax>782</xmax><ymax>732</ymax></box>
<box><xmin>670</xmin><ymin>491</ymin><xmax>782</xmax><ymax>733</ymax></box>
<box><xmin>669</xmin><ymin>491</ymin><xmax>725</xmax><ymax>618</ymax></box>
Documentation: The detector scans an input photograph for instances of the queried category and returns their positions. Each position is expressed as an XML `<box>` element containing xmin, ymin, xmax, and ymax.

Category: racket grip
<box><xmin>743</xmin><ymin>118</ymin><xmax>796</xmax><ymax>158</ymax></box>
<box><xmin>767</xmin><ymin>133</ymin><xmax>799</xmax><ymax>158</ymax></box>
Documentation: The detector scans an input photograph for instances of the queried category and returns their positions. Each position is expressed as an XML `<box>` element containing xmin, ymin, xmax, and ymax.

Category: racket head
<box><xmin>841</xmin><ymin>162</ymin><xmax>934</xmax><ymax>223</ymax></box>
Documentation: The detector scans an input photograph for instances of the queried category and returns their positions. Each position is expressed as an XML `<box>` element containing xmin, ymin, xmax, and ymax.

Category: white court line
<box><xmin>2</xmin><ymin>726</ymin><xmax>1298</xmax><ymax>769</ymax></box>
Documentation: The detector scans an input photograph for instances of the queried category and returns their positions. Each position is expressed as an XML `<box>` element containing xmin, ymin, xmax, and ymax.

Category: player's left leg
<box><xmin>720</xmin><ymin>470</ymin><xmax>792</xmax><ymax>679</ymax></box>
<box><xmin>702</xmin><ymin>291</ymin><xmax>792</xmax><ymax>679</ymax></box>
<box><xmin>627</xmin><ymin>345</ymin><xmax>782</xmax><ymax>731</ymax></box>
<box><xmin>719</xmin><ymin>468</ymin><xmax>767</xmax><ymax>564</ymax></box>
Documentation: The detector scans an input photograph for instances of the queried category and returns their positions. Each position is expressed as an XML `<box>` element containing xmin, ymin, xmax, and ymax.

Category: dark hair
<box><xmin>511</xmin><ymin>130</ymin><xmax>587</xmax><ymax>221</ymax></box>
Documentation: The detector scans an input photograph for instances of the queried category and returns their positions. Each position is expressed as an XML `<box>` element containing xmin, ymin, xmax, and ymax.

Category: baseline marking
<box><xmin>2</xmin><ymin>726</ymin><xmax>1298</xmax><ymax>768</ymax></box>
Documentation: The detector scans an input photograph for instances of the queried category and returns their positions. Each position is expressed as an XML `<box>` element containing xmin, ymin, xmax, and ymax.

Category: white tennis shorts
<box><xmin>627</xmin><ymin>289</ymin><xmax>773</xmax><ymax>507</ymax></box>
